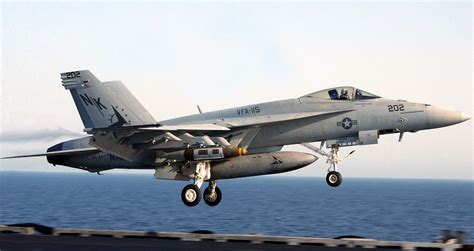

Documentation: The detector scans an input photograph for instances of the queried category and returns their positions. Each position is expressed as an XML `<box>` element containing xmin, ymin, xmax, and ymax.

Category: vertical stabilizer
<box><xmin>61</xmin><ymin>70</ymin><xmax>156</xmax><ymax>130</ymax></box>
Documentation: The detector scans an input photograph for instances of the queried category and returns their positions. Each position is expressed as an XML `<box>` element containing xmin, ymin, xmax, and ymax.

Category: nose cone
<box><xmin>426</xmin><ymin>106</ymin><xmax>471</xmax><ymax>129</ymax></box>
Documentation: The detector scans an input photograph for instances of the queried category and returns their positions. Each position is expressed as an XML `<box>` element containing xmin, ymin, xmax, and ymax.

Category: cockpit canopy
<box><xmin>300</xmin><ymin>86</ymin><xmax>380</xmax><ymax>101</ymax></box>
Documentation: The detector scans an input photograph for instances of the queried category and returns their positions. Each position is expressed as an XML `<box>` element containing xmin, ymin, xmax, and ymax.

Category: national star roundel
<box><xmin>337</xmin><ymin>117</ymin><xmax>358</xmax><ymax>130</ymax></box>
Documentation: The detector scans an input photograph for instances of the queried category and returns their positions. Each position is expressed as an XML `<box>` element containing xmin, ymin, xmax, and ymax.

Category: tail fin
<box><xmin>61</xmin><ymin>70</ymin><xmax>156</xmax><ymax>130</ymax></box>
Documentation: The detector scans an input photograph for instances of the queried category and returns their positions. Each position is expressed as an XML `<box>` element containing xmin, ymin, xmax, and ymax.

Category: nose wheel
<box><xmin>326</xmin><ymin>171</ymin><xmax>342</xmax><ymax>187</ymax></box>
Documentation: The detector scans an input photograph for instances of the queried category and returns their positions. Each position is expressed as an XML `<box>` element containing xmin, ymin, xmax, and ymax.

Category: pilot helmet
<box><xmin>341</xmin><ymin>89</ymin><xmax>348</xmax><ymax>95</ymax></box>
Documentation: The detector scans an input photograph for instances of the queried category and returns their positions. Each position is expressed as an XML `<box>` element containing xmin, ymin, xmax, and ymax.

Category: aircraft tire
<box><xmin>326</xmin><ymin>171</ymin><xmax>342</xmax><ymax>187</ymax></box>
<box><xmin>203</xmin><ymin>186</ymin><xmax>222</xmax><ymax>207</ymax></box>
<box><xmin>181</xmin><ymin>184</ymin><xmax>201</xmax><ymax>207</ymax></box>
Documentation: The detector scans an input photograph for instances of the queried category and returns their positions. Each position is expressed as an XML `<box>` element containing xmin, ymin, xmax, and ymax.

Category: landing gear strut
<box><xmin>302</xmin><ymin>143</ymin><xmax>352</xmax><ymax>187</ymax></box>
<box><xmin>325</xmin><ymin>146</ymin><xmax>342</xmax><ymax>187</ymax></box>
<box><xmin>180</xmin><ymin>162</ymin><xmax>222</xmax><ymax>207</ymax></box>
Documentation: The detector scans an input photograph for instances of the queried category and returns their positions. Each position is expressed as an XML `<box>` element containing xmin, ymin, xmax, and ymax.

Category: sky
<box><xmin>0</xmin><ymin>2</ymin><xmax>472</xmax><ymax>180</ymax></box>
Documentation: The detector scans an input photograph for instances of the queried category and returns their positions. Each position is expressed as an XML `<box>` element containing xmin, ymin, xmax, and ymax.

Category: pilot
<box><xmin>339</xmin><ymin>89</ymin><xmax>349</xmax><ymax>100</ymax></box>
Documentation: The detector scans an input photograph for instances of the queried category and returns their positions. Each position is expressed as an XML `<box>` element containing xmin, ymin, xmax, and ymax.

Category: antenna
<box><xmin>197</xmin><ymin>105</ymin><xmax>202</xmax><ymax>114</ymax></box>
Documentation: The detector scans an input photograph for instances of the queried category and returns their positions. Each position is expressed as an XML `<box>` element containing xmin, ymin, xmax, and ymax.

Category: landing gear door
<box><xmin>325</xmin><ymin>129</ymin><xmax>379</xmax><ymax>148</ymax></box>
<box><xmin>358</xmin><ymin>130</ymin><xmax>378</xmax><ymax>145</ymax></box>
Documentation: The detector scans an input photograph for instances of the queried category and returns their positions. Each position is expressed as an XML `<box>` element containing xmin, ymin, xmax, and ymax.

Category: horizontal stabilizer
<box><xmin>1</xmin><ymin>147</ymin><xmax>99</xmax><ymax>159</ymax></box>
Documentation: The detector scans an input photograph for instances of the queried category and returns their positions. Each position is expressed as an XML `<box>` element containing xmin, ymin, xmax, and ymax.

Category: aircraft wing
<box><xmin>87</xmin><ymin>123</ymin><xmax>234</xmax><ymax>163</ymax></box>
<box><xmin>88</xmin><ymin>109</ymin><xmax>352</xmax><ymax>162</ymax></box>
<box><xmin>1</xmin><ymin>147</ymin><xmax>100</xmax><ymax>159</ymax></box>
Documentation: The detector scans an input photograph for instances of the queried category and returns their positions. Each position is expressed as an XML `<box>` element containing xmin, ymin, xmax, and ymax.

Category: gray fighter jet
<box><xmin>2</xmin><ymin>70</ymin><xmax>471</xmax><ymax>207</ymax></box>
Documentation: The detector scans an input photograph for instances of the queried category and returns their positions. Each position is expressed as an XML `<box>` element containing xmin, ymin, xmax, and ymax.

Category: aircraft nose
<box><xmin>426</xmin><ymin>106</ymin><xmax>471</xmax><ymax>129</ymax></box>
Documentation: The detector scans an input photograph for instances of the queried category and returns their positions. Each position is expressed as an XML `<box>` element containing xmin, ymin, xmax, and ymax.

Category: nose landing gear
<box><xmin>325</xmin><ymin>146</ymin><xmax>342</xmax><ymax>187</ymax></box>
<box><xmin>302</xmin><ymin>143</ymin><xmax>353</xmax><ymax>187</ymax></box>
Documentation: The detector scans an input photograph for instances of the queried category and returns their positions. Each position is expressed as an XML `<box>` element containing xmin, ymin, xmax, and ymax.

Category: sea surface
<box><xmin>0</xmin><ymin>171</ymin><xmax>472</xmax><ymax>242</ymax></box>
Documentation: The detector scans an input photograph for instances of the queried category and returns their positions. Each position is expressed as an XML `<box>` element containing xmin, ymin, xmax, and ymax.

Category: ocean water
<box><xmin>0</xmin><ymin>171</ymin><xmax>472</xmax><ymax>242</ymax></box>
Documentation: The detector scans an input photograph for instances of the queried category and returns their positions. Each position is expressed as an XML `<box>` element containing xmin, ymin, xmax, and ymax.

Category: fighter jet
<box><xmin>2</xmin><ymin>70</ymin><xmax>471</xmax><ymax>207</ymax></box>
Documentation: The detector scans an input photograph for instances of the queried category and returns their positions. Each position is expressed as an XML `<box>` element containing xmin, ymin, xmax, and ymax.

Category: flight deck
<box><xmin>1</xmin><ymin>224</ymin><xmax>472</xmax><ymax>251</ymax></box>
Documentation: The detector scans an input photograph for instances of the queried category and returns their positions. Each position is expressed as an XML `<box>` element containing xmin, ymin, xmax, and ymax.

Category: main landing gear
<box><xmin>302</xmin><ymin>143</ymin><xmax>354</xmax><ymax>187</ymax></box>
<box><xmin>181</xmin><ymin>181</ymin><xmax>222</xmax><ymax>207</ymax></box>
<box><xmin>180</xmin><ymin>162</ymin><xmax>222</xmax><ymax>207</ymax></box>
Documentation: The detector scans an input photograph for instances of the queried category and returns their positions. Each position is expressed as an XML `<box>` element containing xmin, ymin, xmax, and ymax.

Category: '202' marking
<box><xmin>388</xmin><ymin>104</ymin><xmax>405</xmax><ymax>112</ymax></box>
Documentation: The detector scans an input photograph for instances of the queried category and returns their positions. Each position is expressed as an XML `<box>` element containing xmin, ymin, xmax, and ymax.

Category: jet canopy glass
<box><xmin>301</xmin><ymin>86</ymin><xmax>380</xmax><ymax>101</ymax></box>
